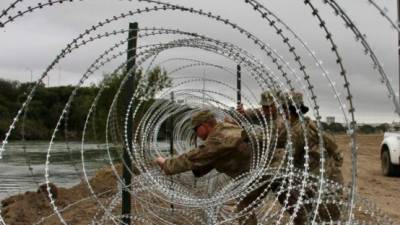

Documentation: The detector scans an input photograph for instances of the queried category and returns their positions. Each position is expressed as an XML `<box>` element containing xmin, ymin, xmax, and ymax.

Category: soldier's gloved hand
<box><xmin>155</xmin><ymin>156</ymin><xmax>166</xmax><ymax>169</ymax></box>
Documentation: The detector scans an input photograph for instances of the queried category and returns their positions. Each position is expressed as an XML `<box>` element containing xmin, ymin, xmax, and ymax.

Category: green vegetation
<box><xmin>321</xmin><ymin>122</ymin><xmax>389</xmax><ymax>134</ymax></box>
<box><xmin>321</xmin><ymin>122</ymin><xmax>346</xmax><ymax>134</ymax></box>
<box><xmin>0</xmin><ymin>67</ymin><xmax>171</xmax><ymax>141</ymax></box>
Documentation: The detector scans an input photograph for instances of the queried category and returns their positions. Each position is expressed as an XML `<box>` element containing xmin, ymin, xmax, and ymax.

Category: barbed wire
<box><xmin>0</xmin><ymin>0</ymin><xmax>398</xmax><ymax>224</ymax></box>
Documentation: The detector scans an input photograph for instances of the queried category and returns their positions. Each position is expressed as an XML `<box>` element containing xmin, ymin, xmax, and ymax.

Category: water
<box><xmin>0</xmin><ymin>141</ymin><xmax>121</xmax><ymax>200</ymax></box>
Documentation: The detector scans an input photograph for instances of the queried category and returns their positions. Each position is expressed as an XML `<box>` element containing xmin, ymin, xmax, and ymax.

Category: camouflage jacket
<box><xmin>242</xmin><ymin>108</ymin><xmax>265</xmax><ymax>125</ymax></box>
<box><xmin>163</xmin><ymin>122</ymin><xmax>251</xmax><ymax>178</ymax></box>
<box><xmin>241</xmin><ymin>109</ymin><xmax>284</xmax><ymax>144</ymax></box>
<box><xmin>277</xmin><ymin>117</ymin><xmax>343</xmax><ymax>183</ymax></box>
<box><xmin>240</xmin><ymin>113</ymin><xmax>286</xmax><ymax>169</ymax></box>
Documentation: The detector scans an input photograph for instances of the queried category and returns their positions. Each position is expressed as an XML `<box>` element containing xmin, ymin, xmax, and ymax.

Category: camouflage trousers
<box><xmin>236</xmin><ymin>178</ymin><xmax>341</xmax><ymax>225</ymax></box>
<box><xmin>274</xmin><ymin>187</ymin><xmax>341</xmax><ymax>225</ymax></box>
<box><xmin>235</xmin><ymin>143</ymin><xmax>342</xmax><ymax>225</ymax></box>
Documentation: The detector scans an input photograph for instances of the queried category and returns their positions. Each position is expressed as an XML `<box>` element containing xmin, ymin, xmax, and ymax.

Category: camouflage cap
<box><xmin>191</xmin><ymin>110</ymin><xmax>215</xmax><ymax>128</ymax></box>
<box><xmin>281</xmin><ymin>91</ymin><xmax>304</xmax><ymax>106</ymax></box>
<box><xmin>260</xmin><ymin>91</ymin><xmax>275</xmax><ymax>106</ymax></box>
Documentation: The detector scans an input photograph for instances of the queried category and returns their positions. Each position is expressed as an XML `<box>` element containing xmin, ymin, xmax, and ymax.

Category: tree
<box><xmin>136</xmin><ymin>67</ymin><xmax>172</xmax><ymax>100</ymax></box>
<box><xmin>0</xmin><ymin>66</ymin><xmax>172</xmax><ymax>141</ymax></box>
<box><xmin>327</xmin><ymin>122</ymin><xmax>346</xmax><ymax>133</ymax></box>
<box><xmin>358</xmin><ymin>124</ymin><xmax>376</xmax><ymax>134</ymax></box>
<box><xmin>100</xmin><ymin>66</ymin><xmax>172</xmax><ymax>100</ymax></box>
<box><xmin>321</xmin><ymin>122</ymin><xmax>329</xmax><ymax>130</ymax></box>
<box><xmin>376</xmin><ymin>123</ymin><xmax>389</xmax><ymax>133</ymax></box>
<box><xmin>93</xmin><ymin>66</ymin><xmax>172</xmax><ymax>141</ymax></box>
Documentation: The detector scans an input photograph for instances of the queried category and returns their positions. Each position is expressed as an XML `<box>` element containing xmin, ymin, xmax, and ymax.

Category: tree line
<box><xmin>0</xmin><ymin>68</ymin><xmax>391</xmax><ymax>141</ymax></box>
<box><xmin>321</xmin><ymin>122</ymin><xmax>389</xmax><ymax>134</ymax></box>
<box><xmin>0</xmin><ymin>67</ymin><xmax>172</xmax><ymax>141</ymax></box>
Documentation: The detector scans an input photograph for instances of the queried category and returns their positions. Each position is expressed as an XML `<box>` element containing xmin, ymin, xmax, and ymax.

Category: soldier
<box><xmin>235</xmin><ymin>90</ymin><xmax>288</xmax><ymax>224</ymax></box>
<box><xmin>275</xmin><ymin>91</ymin><xmax>344</xmax><ymax>225</ymax></box>
<box><xmin>155</xmin><ymin>109</ymin><xmax>268</xmax><ymax>224</ymax></box>
<box><xmin>155</xmin><ymin>109</ymin><xmax>250</xmax><ymax>178</ymax></box>
<box><xmin>237</xmin><ymin>90</ymin><xmax>286</xmax><ymax>169</ymax></box>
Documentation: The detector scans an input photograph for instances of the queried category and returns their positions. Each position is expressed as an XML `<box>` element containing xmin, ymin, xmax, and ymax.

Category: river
<box><xmin>0</xmin><ymin>141</ymin><xmax>121</xmax><ymax>200</ymax></box>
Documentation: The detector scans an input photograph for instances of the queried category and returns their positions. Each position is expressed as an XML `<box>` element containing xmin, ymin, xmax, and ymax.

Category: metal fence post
<box><xmin>121</xmin><ymin>22</ymin><xmax>138</xmax><ymax>225</ymax></box>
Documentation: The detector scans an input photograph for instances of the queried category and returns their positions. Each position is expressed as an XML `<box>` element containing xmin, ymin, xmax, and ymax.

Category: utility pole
<box><xmin>121</xmin><ymin>22</ymin><xmax>138</xmax><ymax>225</ymax></box>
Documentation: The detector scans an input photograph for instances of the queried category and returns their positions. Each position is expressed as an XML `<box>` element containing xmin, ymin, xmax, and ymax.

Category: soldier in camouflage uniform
<box><xmin>237</xmin><ymin>90</ymin><xmax>286</xmax><ymax>168</ymax></box>
<box><xmin>155</xmin><ymin>109</ymin><xmax>251</xmax><ymax>178</ymax></box>
<box><xmin>235</xmin><ymin>91</ymin><xmax>288</xmax><ymax>225</ymax></box>
<box><xmin>155</xmin><ymin>110</ymin><xmax>270</xmax><ymax>224</ymax></box>
<box><xmin>227</xmin><ymin>91</ymin><xmax>288</xmax><ymax>224</ymax></box>
<box><xmin>274</xmin><ymin>91</ymin><xmax>344</xmax><ymax>225</ymax></box>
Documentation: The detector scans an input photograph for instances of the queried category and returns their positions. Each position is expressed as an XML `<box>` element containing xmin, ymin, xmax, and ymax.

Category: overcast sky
<box><xmin>0</xmin><ymin>0</ymin><xmax>398</xmax><ymax>124</ymax></box>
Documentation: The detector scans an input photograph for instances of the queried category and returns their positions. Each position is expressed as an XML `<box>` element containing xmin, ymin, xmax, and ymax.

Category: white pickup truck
<box><xmin>381</xmin><ymin>132</ymin><xmax>400</xmax><ymax>176</ymax></box>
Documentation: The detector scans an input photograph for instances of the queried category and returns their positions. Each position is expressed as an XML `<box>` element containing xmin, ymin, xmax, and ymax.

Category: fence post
<box><xmin>121</xmin><ymin>22</ymin><xmax>138</xmax><ymax>225</ymax></box>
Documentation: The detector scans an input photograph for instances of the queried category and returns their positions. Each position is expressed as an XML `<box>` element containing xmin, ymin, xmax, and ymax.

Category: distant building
<box><xmin>326</xmin><ymin>116</ymin><xmax>335</xmax><ymax>125</ymax></box>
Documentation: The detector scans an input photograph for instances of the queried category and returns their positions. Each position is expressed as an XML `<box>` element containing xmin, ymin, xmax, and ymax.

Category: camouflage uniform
<box><xmin>278</xmin><ymin>117</ymin><xmax>343</xmax><ymax>183</ymax></box>
<box><xmin>241</xmin><ymin>115</ymin><xmax>286</xmax><ymax>169</ymax></box>
<box><xmin>162</xmin><ymin>113</ymin><xmax>259</xmax><ymax>224</ymax></box>
<box><xmin>163</xmin><ymin>121</ymin><xmax>250</xmax><ymax>178</ymax></box>
<box><xmin>241</xmin><ymin>90</ymin><xmax>286</xmax><ymax>166</ymax></box>
<box><xmin>235</xmin><ymin>125</ymin><xmax>284</xmax><ymax>224</ymax></box>
<box><xmin>273</xmin><ymin>92</ymin><xmax>343</xmax><ymax>225</ymax></box>
<box><xmin>240</xmin><ymin>91</ymin><xmax>344</xmax><ymax>225</ymax></box>
<box><xmin>162</xmin><ymin>109</ymin><xmax>283</xmax><ymax>224</ymax></box>
<box><xmin>277</xmin><ymin>92</ymin><xmax>343</xmax><ymax>183</ymax></box>
<box><xmin>237</xmin><ymin>91</ymin><xmax>287</xmax><ymax>225</ymax></box>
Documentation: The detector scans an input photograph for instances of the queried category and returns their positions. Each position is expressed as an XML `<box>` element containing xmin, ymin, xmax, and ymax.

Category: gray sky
<box><xmin>0</xmin><ymin>0</ymin><xmax>398</xmax><ymax>123</ymax></box>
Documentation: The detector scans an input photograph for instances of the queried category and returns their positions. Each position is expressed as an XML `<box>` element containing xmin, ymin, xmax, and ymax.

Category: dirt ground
<box><xmin>336</xmin><ymin>134</ymin><xmax>400</xmax><ymax>224</ymax></box>
<box><xmin>1</xmin><ymin>134</ymin><xmax>400</xmax><ymax>224</ymax></box>
<box><xmin>1</xmin><ymin>164</ymin><xmax>122</xmax><ymax>225</ymax></box>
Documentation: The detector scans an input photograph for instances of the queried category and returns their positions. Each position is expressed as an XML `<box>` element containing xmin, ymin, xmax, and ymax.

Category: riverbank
<box><xmin>1</xmin><ymin>164</ymin><xmax>122</xmax><ymax>225</ymax></box>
